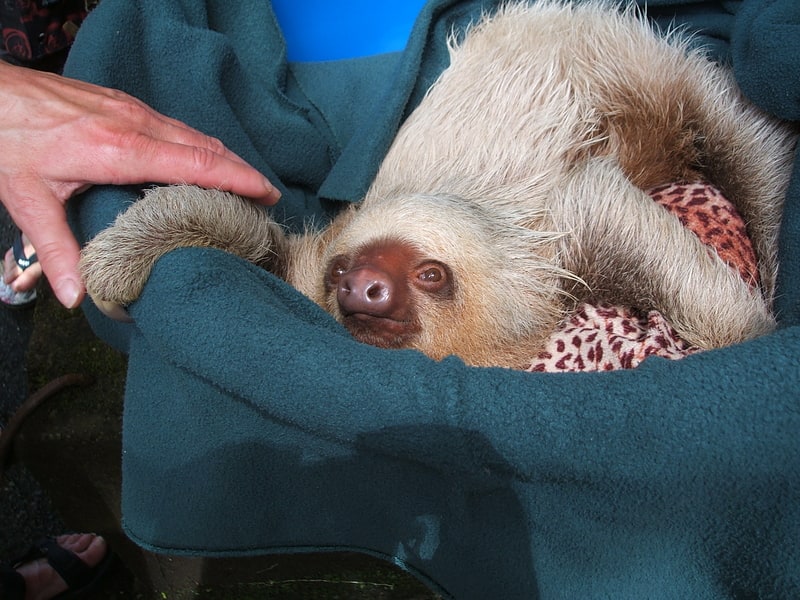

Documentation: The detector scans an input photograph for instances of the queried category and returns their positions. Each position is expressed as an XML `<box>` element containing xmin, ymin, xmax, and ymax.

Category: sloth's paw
<box><xmin>79</xmin><ymin>224</ymin><xmax>162</xmax><ymax>322</ymax></box>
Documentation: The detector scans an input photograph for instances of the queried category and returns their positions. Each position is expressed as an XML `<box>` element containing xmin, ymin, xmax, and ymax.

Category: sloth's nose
<box><xmin>337</xmin><ymin>266</ymin><xmax>402</xmax><ymax>318</ymax></box>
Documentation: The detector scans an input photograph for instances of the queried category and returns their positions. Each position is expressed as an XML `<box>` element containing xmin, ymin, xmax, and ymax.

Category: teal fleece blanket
<box><xmin>64</xmin><ymin>1</ymin><xmax>799</xmax><ymax>598</ymax></box>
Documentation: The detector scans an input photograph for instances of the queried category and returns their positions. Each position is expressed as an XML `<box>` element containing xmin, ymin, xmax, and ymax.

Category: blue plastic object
<box><xmin>271</xmin><ymin>0</ymin><xmax>427</xmax><ymax>62</ymax></box>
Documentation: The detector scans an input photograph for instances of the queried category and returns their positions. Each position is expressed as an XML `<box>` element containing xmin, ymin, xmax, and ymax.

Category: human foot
<box><xmin>7</xmin><ymin>534</ymin><xmax>110</xmax><ymax>600</ymax></box>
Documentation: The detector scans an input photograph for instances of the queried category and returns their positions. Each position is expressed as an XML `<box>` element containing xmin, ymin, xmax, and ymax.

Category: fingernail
<box><xmin>265</xmin><ymin>179</ymin><xmax>282</xmax><ymax>203</ymax></box>
<box><xmin>55</xmin><ymin>278</ymin><xmax>82</xmax><ymax>309</ymax></box>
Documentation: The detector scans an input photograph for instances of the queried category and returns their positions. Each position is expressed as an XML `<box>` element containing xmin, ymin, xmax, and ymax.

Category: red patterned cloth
<box><xmin>649</xmin><ymin>182</ymin><xmax>759</xmax><ymax>286</ymax></box>
<box><xmin>527</xmin><ymin>182</ymin><xmax>757</xmax><ymax>372</ymax></box>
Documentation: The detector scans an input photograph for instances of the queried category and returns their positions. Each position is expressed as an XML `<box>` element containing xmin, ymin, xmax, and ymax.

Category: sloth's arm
<box><xmin>558</xmin><ymin>159</ymin><xmax>775</xmax><ymax>349</ymax></box>
<box><xmin>79</xmin><ymin>185</ymin><xmax>289</xmax><ymax>320</ymax></box>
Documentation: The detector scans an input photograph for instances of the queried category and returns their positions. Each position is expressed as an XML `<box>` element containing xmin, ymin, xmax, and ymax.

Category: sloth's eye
<box><xmin>325</xmin><ymin>255</ymin><xmax>349</xmax><ymax>287</ymax></box>
<box><xmin>415</xmin><ymin>261</ymin><xmax>453</xmax><ymax>298</ymax></box>
<box><xmin>420</xmin><ymin>266</ymin><xmax>443</xmax><ymax>282</ymax></box>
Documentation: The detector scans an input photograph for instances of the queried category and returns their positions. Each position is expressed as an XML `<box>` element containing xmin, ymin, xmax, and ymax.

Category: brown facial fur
<box><xmin>323</xmin><ymin>240</ymin><xmax>454</xmax><ymax>349</ymax></box>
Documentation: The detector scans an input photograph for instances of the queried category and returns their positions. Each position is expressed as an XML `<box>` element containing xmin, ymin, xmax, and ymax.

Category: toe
<box><xmin>9</xmin><ymin>262</ymin><xmax>42</xmax><ymax>293</ymax></box>
<box><xmin>54</xmin><ymin>534</ymin><xmax>108</xmax><ymax>569</ymax></box>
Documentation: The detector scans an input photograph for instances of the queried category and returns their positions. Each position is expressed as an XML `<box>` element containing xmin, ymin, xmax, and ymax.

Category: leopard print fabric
<box><xmin>527</xmin><ymin>182</ymin><xmax>758</xmax><ymax>372</ymax></box>
<box><xmin>649</xmin><ymin>182</ymin><xmax>759</xmax><ymax>286</ymax></box>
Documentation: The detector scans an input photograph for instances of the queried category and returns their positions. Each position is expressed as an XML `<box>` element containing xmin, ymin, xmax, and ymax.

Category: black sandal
<box><xmin>0</xmin><ymin>536</ymin><xmax>114</xmax><ymax>599</ymax></box>
<box><xmin>12</xmin><ymin>233</ymin><xmax>37</xmax><ymax>271</ymax></box>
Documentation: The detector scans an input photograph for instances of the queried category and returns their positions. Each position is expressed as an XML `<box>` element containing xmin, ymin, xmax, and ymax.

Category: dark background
<box><xmin>0</xmin><ymin>204</ymin><xmax>67</xmax><ymax>560</ymax></box>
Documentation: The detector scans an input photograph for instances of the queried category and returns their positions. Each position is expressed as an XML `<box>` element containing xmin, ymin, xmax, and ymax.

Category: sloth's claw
<box><xmin>93</xmin><ymin>298</ymin><xmax>133</xmax><ymax>322</ymax></box>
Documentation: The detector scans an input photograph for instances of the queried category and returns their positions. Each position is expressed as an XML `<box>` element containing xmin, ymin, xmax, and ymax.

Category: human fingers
<box><xmin>116</xmin><ymin>132</ymin><xmax>282</xmax><ymax>204</ymax></box>
<box><xmin>84</xmin><ymin>93</ymin><xmax>282</xmax><ymax>203</ymax></box>
<box><xmin>22</xmin><ymin>225</ymin><xmax>83</xmax><ymax>308</ymax></box>
<box><xmin>2</xmin><ymin>236</ymin><xmax>37</xmax><ymax>290</ymax></box>
<box><xmin>147</xmin><ymin>110</ymin><xmax>255</xmax><ymax>167</ymax></box>
<box><xmin>2</xmin><ymin>247</ymin><xmax>16</xmax><ymax>284</ymax></box>
<box><xmin>5</xmin><ymin>70</ymin><xmax>281</xmax><ymax>205</ymax></box>
<box><xmin>6</xmin><ymin>261</ymin><xmax>42</xmax><ymax>293</ymax></box>
<box><xmin>8</xmin><ymin>190</ymin><xmax>84</xmax><ymax>309</ymax></box>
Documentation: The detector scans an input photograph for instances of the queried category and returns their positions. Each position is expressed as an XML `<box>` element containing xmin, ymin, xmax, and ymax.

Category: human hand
<box><xmin>0</xmin><ymin>61</ymin><xmax>281</xmax><ymax>309</ymax></box>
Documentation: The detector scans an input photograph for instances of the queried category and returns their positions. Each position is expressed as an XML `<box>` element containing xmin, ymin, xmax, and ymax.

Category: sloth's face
<box><xmin>323</xmin><ymin>238</ymin><xmax>455</xmax><ymax>350</ymax></box>
<box><xmin>319</xmin><ymin>193</ymin><xmax>565</xmax><ymax>365</ymax></box>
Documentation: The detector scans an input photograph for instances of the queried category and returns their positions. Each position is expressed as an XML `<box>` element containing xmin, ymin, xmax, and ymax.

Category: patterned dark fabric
<box><xmin>0</xmin><ymin>0</ymin><xmax>92</xmax><ymax>62</ymax></box>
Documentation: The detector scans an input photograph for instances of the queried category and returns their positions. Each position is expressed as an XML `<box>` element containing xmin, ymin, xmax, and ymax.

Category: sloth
<box><xmin>80</xmin><ymin>0</ymin><xmax>796</xmax><ymax>369</ymax></box>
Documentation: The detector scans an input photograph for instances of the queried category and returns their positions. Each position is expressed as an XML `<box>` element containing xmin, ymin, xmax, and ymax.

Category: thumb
<box><xmin>10</xmin><ymin>194</ymin><xmax>84</xmax><ymax>309</ymax></box>
<box><xmin>29</xmin><ymin>229</ymin><xmax>83</xmax><ymax>309</ymax></box>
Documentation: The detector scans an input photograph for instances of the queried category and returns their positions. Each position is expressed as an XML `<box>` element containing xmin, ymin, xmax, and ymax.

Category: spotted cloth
<box><xmin>528</xmin><ymin>182</ymin><xmax>759</xmax><ymax>372</ymax></box>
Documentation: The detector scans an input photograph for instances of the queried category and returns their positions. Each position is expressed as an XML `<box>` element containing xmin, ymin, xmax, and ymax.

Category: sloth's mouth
<box><xmin>341</xmin><ymin>313</ymin><xmax>419</xmax><ymax>349</ymax></box>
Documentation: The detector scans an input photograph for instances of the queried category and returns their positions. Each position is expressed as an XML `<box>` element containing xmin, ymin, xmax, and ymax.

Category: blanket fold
<box><xmin>731</xmin><ymin>0</ymin><xmax>800</xmax><ymax>121</ymax></box>
<box><xmin>64</xmin><ymin>1</ymin><xmax>800</xmax><ymax>598</ymax></box>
